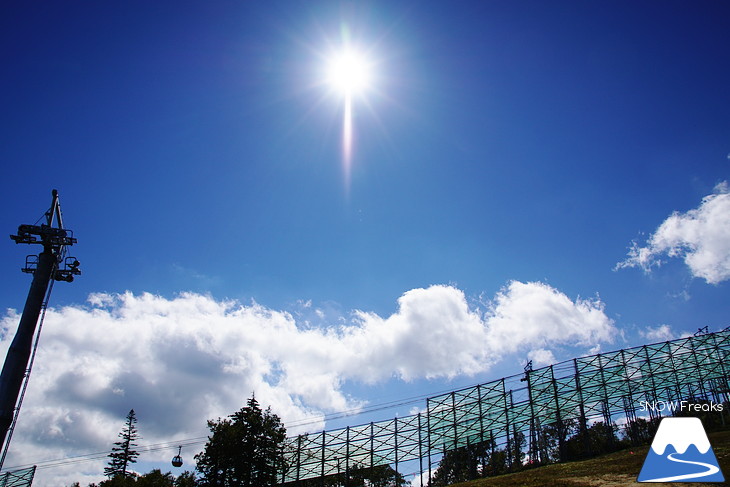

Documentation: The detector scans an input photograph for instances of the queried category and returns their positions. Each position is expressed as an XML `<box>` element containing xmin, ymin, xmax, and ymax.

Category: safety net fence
<box><xmin>281</xmin><ymin>329</ymin><xmax>729</xmax><ymax>485</ymax></box>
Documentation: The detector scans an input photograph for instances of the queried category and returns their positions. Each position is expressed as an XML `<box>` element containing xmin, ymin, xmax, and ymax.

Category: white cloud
<box><xmin>485</xmin><ymin>281</ymin><xmax>615</xmax><ymax>353</ymax></box>
<box><xmin>0</xmin><ymin>281</ymin><xmax>615</xmax><ymax>486</ymax></box>
<box><xmin>340</xmin><ymin>285</ymin><xmax>490</xmax><ymax>382</ymax></box>
<box><xmin>528</xmin><ymin>348</ymin><xmax>557</xmax><ymax>367</ymax></box>
<box><xmin>616</xmin><ymin>182</ymin><xmax>730</xmax><ymax>284</ymax></box>
<box><xmin>640</xmin><ymin>324</ymin><xmax>674</xmax><ymax>342</ymax></box>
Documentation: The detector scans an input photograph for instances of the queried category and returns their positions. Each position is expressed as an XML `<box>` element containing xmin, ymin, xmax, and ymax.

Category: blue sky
<box><xmin>1</xmin><ymin>1</ymin><xmax>729</xmax><ymax>485</ymax></box>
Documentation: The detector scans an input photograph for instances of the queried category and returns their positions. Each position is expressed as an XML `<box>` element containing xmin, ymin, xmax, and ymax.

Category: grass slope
<box><xmin>449</xmin><ymin>430</ymin><xmax>729</xmax><ymax>487</ymax></box>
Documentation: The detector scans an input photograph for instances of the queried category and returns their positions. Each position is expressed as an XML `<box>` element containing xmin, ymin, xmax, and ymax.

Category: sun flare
<box><xmin>327</xmin><ymin>48</ymin><xmax>372</xmax><ymax>97</ymax></box>
<box><xmin>321</xmin><ymin>42</ymin><xmax>378</xmax><ymax>194</ymax></box>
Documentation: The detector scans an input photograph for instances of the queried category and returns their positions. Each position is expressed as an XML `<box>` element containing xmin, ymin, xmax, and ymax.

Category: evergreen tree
<box><xmin>105</xmin><ymin>409</ymin><xmax>141</xmax><ymax>479</ymax></box>
<box><xmin>428</xmin><ymin>440</ymin><xmax>494</xmax><ymax>486</ymax></box>
<box><xmin>538</xmin><ymin>418</ymin><xmax>577</xmax><ymax>463</ymax></box>
<box><xmin>507</xmin><ymin>430</ymin><xmax>526</xmax><ymax>470</ymax></box>
<box><xmin>136</xmin><ymin>469</ymin><xmax>175</xmax><ymax>487</ymax></box>
<box><xmin>195</xmin><ymin>395</ymin><xmax>287</xmax><ymax>487</ymax></box>
<box><xmin>622</xmin><ymin>417</ymin><xmax>660</xmax><ymax>446</ymax></box>
<box><xmin>330</xmin><ymin>463</ymin><xmax>406</xmax><ymax>487</ymax></box>
<box><xmin>98</xmin><ymin>473</ymin><xmax>137</xmax><ymax>487</ymax></box>
<box><xmin>173</xmin><ymin>471</ymin><xmax>198</xmax><ymax>487</ymax></box>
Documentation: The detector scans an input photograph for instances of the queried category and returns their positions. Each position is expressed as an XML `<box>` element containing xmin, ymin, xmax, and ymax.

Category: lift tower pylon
<box><xmin>0</xmin><ymin>190</ymin><xmax>80</xmax><ymax>457</ymax></box>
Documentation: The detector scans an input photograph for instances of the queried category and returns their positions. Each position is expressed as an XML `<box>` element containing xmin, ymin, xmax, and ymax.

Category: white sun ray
<box><xmin>324</xmin><ymin>45</ymin><xmax>374</xmax><ymax>193</ymax></box>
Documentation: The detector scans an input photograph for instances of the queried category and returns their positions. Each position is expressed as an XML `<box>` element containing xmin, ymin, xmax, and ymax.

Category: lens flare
<box><xmin>323</xmin><ymin>36</ymin><xmax>376</xmax><ymax>195</ymax></box>
<box><xmin>342</xmin><ymin>96</ymin><xmax>353</xmax><ymax>189</ymax></box>
<box><xmin>328</xmin><ymin>49</ymin><xmax>371</xmax><ymax>97</ymax></box>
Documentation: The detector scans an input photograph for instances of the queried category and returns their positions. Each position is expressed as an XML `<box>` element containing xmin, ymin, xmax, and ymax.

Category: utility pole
<box><xmin>0</xmin><ymin>190</ymin><xmax>80</xmax><ymax>460</ymax></box>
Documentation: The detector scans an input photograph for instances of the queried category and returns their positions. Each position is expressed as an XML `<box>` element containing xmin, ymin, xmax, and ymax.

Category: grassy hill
<box><xmin>448</xmin><ymin>430</ymin><xmax>729</xmax><ymax>487</ymax></box>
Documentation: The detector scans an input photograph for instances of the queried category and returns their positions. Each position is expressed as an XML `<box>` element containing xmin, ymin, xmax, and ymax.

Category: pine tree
<box><xmin>195</xmin><ymin>395</ymin><xmax>287</xmax><ymax>487</ymax></box>
<box><xmin>104</xmin><ymin>409</ymin><xmax>141</xmax><ymax>479</ymax></box>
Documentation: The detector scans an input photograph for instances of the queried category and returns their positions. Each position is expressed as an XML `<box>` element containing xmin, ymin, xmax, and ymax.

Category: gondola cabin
<box><xmin>172</xmin><ymin>446</ymin><xmax>183</xmax><ymax>467</ymax></box>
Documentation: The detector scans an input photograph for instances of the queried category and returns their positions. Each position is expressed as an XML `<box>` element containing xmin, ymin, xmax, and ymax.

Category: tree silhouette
<box><xmin>135</xmin><ymin>469</ymin><xmax>175</xmax><ymax>487</ymax></box>
<box><xmin>104</xmin><ymin>409</ymin><xmax>141</xmax><ymax>480</ymax></box>
<box><xmin>173</xmin><ymin>471</ymin><xmax>198</xmax><ymax>487</ymax></box>
<box><xmin>195</xmin><ymin>396</ymin><xmax>287</xmax><ymax>487</ymax></box>
<box><xmin>428</xmin><ymin>439</ymin><xmax>494</xmax><ymax>486</ymax></box>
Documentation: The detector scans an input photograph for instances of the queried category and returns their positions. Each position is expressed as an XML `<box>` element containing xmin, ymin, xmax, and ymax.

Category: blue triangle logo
<box><xmin>638</xmin><ymin>417</ymin><xmax>724</xmax><ymax>482</ymax></box>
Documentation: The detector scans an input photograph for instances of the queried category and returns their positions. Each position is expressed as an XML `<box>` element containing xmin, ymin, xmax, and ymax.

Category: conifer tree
<box><xmin>104</xmin><ymin>409</ymin><xmax>141</xmax><ymax>479</ymax></box>
<box><xmin>195</xmin><ymin>395</ymin><xmax>287</xmax><ymax>487</ymax></box>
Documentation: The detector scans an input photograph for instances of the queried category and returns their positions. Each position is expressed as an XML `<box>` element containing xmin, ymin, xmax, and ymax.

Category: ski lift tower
<box><xmin>0</xmin><ymin>190</ymin><xmax>80</xmax><ymax>461</ymax></box>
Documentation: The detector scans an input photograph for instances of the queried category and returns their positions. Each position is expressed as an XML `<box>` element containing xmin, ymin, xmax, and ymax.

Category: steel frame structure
<box><xmin>281</xmin><ymin>329</ymin><xmax>730</xmax><ymax>485</ymax></box>
<box><xmin>0</xmin><ymin>467</ymin><xmax>35</xmax><ymax>487</ymax></box>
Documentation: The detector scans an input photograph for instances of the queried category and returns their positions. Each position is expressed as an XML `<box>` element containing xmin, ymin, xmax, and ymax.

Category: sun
<box><xmin>320</xmin><ymin>41</ymin><xmax>378</xmax><ymax>194</ymax></box>
<box><xmin>326</xmin><ymin>48</ymin><xmax>372</xmax><ymax>97</ymax></box>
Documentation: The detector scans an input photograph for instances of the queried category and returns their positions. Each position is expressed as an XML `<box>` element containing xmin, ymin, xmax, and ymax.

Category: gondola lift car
<box><xmin>172</xmin><ymin>446</ymin><xmax>183</xmax><ymax>468</ymax></box>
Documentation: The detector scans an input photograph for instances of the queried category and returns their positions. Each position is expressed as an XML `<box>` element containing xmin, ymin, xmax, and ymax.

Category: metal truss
<box><xmin>281</xmin><ymin>329</ymin><xmax>730</xmax><ymax>485</ymax></box>
<box><xmin>0</xmin><ymin>467</ymin><xmax>35</xmax><ymax>487</ymax></box>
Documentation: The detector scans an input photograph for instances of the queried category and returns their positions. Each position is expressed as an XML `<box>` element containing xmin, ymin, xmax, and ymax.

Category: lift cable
<box><xmin>3</xmin><ymin>386</ymin><xmax>454</xmax><ymax>473</ymax></box>
<box><xmin>6</xmin><ymin>326</ymin><xmax>730</xmax><ymax>474</ymax></box>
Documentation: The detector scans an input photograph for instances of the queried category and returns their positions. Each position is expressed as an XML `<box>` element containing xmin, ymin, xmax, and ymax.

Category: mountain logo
<box><xmin>638</xmin><ymin>417</ymin><xmax>724</xmax><ymax>482</ymax></box>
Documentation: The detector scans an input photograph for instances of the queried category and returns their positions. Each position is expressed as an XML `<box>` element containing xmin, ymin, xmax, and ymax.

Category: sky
<box><xmin>1</xmin><ymin>1</ymin><xmax>729</xmax><ymax>485</ymax></box>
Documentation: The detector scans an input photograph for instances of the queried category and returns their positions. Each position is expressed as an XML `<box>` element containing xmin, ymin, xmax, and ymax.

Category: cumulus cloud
<box><xmin>485</xmin><ymin>281</ymin><xmax>615</xmax><ymax>353</ymax></box>
<box><xmin>616</xmin><ymin>182</ymin><xmax>730</xmax><ymax>284</ymax></box>
<box><xmin>0</xmin><ymin>281</ymin><xmax>615</xmax><ymax>486</ymax></box>
<box><xmin>640</xmin><ymin>324</ymin><xmax>674</xmax><ymax>342</ymax></box>
<box><xmin>528</xmin><ymin>348</ymin><xmax>557</xmax><ymax>367</ymax></box>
